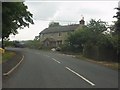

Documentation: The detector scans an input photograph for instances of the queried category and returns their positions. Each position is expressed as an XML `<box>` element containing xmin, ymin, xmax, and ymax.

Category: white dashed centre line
<box><xmin>52</xmin><ymin>58</ymin><xmax>61</xmax><ymax>64</ymax></box>
<box><xmin>65</xmin><ymin>67</ymin><xmax>95</xmax><ymax>86</ymax></box>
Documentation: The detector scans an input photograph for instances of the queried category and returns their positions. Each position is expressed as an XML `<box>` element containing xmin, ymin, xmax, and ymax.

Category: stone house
<box><xmin>39</xmin><ymin>18</ymin><xmax>85</xmax><ymax>48</ymax></box>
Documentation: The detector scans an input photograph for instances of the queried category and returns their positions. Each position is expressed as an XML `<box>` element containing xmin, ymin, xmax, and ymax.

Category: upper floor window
<box><xmin>58</xmin><ymin>32</ymin><xmax>61</xmax><ymax>36</ymax></box>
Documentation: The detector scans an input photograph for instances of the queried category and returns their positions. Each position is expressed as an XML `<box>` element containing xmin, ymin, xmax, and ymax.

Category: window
<box><xmin>58</xmin><ymin>32</ymin><xmax>61</xmax><ymax>36</ymax></box>
<box><xmin>57</xmin><ymin>40</ymin><xmax>62</xmax><ymax>45</ymax></box>
<box><xmin>41</xmin><ymin>34</ymin><xmax>43</xmax><ymax>37</ymax></box>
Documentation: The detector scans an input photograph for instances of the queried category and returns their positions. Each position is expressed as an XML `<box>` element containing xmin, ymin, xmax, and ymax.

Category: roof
<box><xmin>40</xmin><ymin>24</ymin><xmax>79</xmax><ymax>34</ymax></box>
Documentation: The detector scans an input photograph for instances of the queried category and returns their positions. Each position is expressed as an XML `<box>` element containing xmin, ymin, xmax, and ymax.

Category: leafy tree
<box><xmin>4</xmin><ymin>40</ymin><xmax>14</xmax><ymax>47</ymax></box>
<box><xmin>0</xmin><ymin>3</ymin><xmax>2</xmax><ymax>39</ymax></box>
<box><xmin>34</xmin><ymin>36</ymin><xmax>39</xmax><ymax>41</ymax></box>
<box><xmin>63</xmin><ymin>19</ymin><xmax>119</xmax><ymax>61</ymax></box>
<box><xmin>2</xmin><ymin>2</ymin><xmax>34</xmax><ymax>48</ymax></box>
<box><xmin>24</xmin><ymin>40</ymin><xmax>41</xmax><ymax>49</ymax></box>
<box><xmin>113</xmin><ymin>7</ymin><xmax>120</xmax><ymax>59</ymax></box>
<box><xmin>87</xmin><ymin>19</ymin><xmax>107</xmax><ymax>34</ymax></box>
<box><xmin>113</xmin><ymin>7</ymin><xmax>120</xmax><ymax>34</ymax></box>
<box><xmin>65</xmin><ymin>19</ymin><xmax>107</xmax><ymax>49</ymax></box>
<box><xmin>49</xmin><ymin>22</ymin><xmax>60</xmax><ymax>27</ymax></box>
<box><xmin>62</xmin><ymin>19</ymin><xmax>112</xmax><ymax>60</ymax></box>
<box><xmin>66</xmin><ymin>28</ymin><xmax>89</xmax><ymax>52</ymax></box>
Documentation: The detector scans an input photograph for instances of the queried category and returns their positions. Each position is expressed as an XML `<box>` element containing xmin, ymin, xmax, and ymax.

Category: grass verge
<box><xmin>75</xmin><ymin>55</ymin><xmax>119</xmax><ymax>70</ymax></box>
<box><xmin>60</xmin><ymin>51</ymin><xmax>119</xmax><ymax>70</ymax></box>
<box><xmin>1</xmin><ymin>51</ymin><xmax>16</xmax><ymax>63</ymax></box>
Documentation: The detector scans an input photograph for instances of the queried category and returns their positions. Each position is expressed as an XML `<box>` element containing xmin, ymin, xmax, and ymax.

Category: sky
<box><xmin>9</xmin><ymin>0</ymin><xmax>119</xmax><ymax>41</ymax></box>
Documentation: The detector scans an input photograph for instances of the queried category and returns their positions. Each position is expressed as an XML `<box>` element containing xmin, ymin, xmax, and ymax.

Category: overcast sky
<box><xmin>10</xmin><ymin>0</ymin><xmax>119</xmax><ymax>41</ymax></box>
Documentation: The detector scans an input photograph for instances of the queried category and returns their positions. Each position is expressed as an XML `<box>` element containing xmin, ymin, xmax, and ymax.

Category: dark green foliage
<box><xmin>64</xmin><ymin>19</ymin><xmax>107</xmax><ymax>52</ymax></box>
<box><xmin>113</xmin><ymin>8</ymin><xmax>120</xmax><ymax>34</ymax></box>
<box><xmin>4</xmin><ymin>40</ymin><xmax>14</xmax><ymax>47</ymax></box>
<box><xmin>62</xmin><ymin>19</ymin><xmax>118</xmax><ymax>62</ymax></box>
<box><xmin>24</xmin><ymin>40</ymin><xmax>41</xmax><ymax>49</ymax></box>
<box><xmin>49</xmin><ymin>22</ymin><xmax>60</xmax><ymax>27</ymax></box>
<box><xmin>0</xmin><ymin>3</ymin><xmax>2</xmax><ymax>38</ymax></box>
<box><xmin>114</xmin><ymin>7</ymin><xmax>120</xmax><ymax>61</ymax></box>
<box><xmin>2</xmin><ymin>2</ymin><xmax>34</xmax><ymax>39</ymax></box>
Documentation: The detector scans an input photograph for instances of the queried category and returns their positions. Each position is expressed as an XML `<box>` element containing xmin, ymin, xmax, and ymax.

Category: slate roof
<box><xmin>40</xmin><ymin>24</ymin><xmax>79</xmax><ymax>34</ymax></box>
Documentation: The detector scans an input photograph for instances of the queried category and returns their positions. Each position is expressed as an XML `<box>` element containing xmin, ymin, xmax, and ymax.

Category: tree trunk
<box><xmin>2</xmin><ymin>37</ymin><xmax>4</xmax><ymax>49</ymax></box>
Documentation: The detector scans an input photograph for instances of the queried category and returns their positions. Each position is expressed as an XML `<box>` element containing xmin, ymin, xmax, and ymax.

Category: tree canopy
<box><xmin>0</xmin><ymin>3</ymin><xmax>2</xmax><ymax>38</ymax></box>
<box><xmin>49</xmin><ymin>22</ymin><xmax>60</xmax><ymax>27</ymax></box>
<box><xmin>113</xmin><ymin>7</ymin><xmax>120</xmax><ymax>34</ymax></box>
<box><xmin>2</xmin><ymin>2</ymin><xmax>34</xmax><ymax>39</ymax></box>
<box><xmin>66</xmin><ymin>19</ymin><xmax>108</xmax><ymax>49</ymax></box>
<box><xmin>113</xmin><ymin>7</ymin><xmax>120</xmax><ymax>56</ymax></box>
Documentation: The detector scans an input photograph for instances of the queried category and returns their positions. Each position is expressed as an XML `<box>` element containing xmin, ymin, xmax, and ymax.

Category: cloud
<box><xmin>24</xmin><ymin>2</ymin><xmax>61</xmax><ymax>20</ymax></box>
<box><xmin>25</xmin><ymin>1</ymin><xmax>118</xmax><ymax>23</ymax></box>
<box><xmin>10</xmin><ymin>20</ymin><xmax>49</xmax><ymax>41</ymax></box>
<box><xmin>48</xmin><ymin>1</ymin><xmax>118</xmax><ymax>24</ymax></box>
<box><xmin>10</xmin><ymin>1</ymin><xmax>119</xmax><ymax>40</ymax></box>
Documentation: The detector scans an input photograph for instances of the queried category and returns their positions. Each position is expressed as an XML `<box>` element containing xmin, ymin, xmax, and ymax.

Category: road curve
<box><xmin>2</xmin><ymin>48</ymin><xmax>118</xmax><ymax>88</ymax></box>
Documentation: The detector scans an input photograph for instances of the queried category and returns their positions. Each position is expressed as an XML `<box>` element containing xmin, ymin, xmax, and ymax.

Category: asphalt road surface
<box><xmin>0</xmin><ymin>53</ymin><xmax>2</xmax><ymax>89</ymax></box>
<box><xmin>2</xmin><ymin>48</ymin><xmax>118</xmax><ymax>88</ymax></box>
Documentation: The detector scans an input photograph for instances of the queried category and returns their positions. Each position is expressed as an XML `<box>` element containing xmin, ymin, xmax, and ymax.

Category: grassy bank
<box><xmin>75</xmin><ymin>55</ymin><xmax>119</xmax><ymax>70</ymax></box>
<box><xmin>2</xmin><ymin>51</ymin><xmax>16</xmax><ymax>63</ymax></box>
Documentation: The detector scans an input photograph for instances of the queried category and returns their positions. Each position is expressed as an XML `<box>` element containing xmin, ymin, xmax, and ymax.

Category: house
<box><xmin>39</xmin><ymin>18</ymin><xmax>85</xmax><ymax>48</ymax></box>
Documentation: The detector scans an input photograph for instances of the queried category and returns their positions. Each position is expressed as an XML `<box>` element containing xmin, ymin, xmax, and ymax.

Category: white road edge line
<box><xmin>52</xmin><ymin>58</ymin><xmax>61</xmax><ymax>64</ymax></box>
<box><xmin>3</xmin><ymin>55</ymin><xmax>24</xmax><ymax>76</ymax></box>
<box><xmin>65</xmin><ymin>67</ymin><xmax>95</xmax><ymax>86</ymax></box>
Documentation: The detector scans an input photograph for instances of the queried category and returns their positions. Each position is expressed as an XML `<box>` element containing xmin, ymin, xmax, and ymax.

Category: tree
<box><xmin>62</xmin><ymin>19</ymin><xmax>108</xmax><ymax>55</ymax></box>
<box><xmin>113</xmin><ymin>7</ymin><xmax>120</xmax><ymax>34</ymax></box>
<box><xmin>66</xmin><ymin>27</ymin><xmax>89</xmax><ymax>50</ymax></box>
<box><xmin>113</xmin><ymin>7</ymin><xmax>120</xmax><ymax>60</ymax></box>
<box><xmin>2</xmin><ymin>2</ymin><xmax>34</xmax><ymax>48</ymax></box>
<box><xmin>49</xmin><ymin>22</ymin><xmax>60</xmax><ymax>27</ymax></box>
<box><xmin>24</xmin><ymin>40</ymin><xmax>41</xmax><ymax>49</ymax></box>
<box><xmin>87</xmin><ymin>19</ymin><xmax>107</xmax><ymax>34</ymax></box>
<box><xmin>34</xmin><ymin>36</ymin><xmax>39</xmax><ymax>41</ymax></box>
<box><xmin>66</xmin><ymin>19</ymin><xmax>107</xmax><ymax>47</ymax></box>
<box><xmin>0</xmin><ymin>3</ymin><xmax>2</xmax><ymax>38</ymax></box>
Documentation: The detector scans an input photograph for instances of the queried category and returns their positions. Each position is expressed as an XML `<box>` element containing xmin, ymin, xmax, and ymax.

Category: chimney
<box><xmin>79</xmin><ymin>16</ymin><xmax>85</xmax><ymax>25</ymax></box>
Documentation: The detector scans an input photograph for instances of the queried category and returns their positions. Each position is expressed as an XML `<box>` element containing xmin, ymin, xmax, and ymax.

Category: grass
<box><xmin>1</xmin><ymin>51</ymin><xmax>16</xmax><ymax>63</ymax></box>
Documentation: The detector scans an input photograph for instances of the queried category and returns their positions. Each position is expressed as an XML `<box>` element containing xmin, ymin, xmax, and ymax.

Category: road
<box><xmin>0</xmin><ymin>53</ymin><xmax>2</xmax><ymax>89</ymax></box>
<box><xmin>2</xmin><ymin>48</ymin><xmax>118</xmax><ymax>88</ymax></box>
